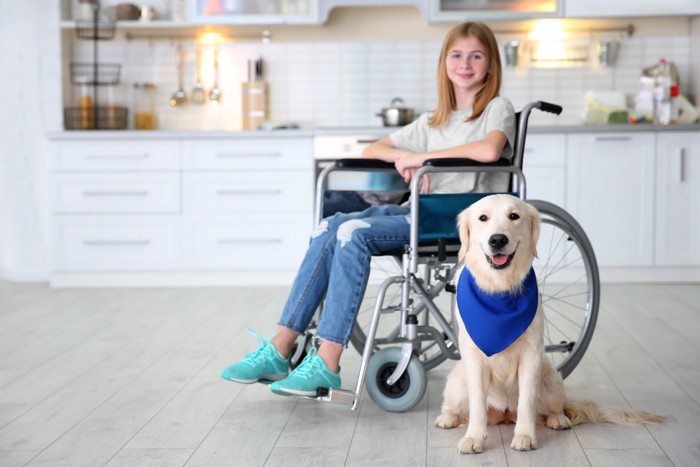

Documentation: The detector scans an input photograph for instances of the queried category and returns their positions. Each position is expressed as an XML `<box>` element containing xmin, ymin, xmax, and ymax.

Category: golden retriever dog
<box><xmin>434</xmin><ymin>194</ymin><xmax>664</xmax><ymax>454</ymax></box>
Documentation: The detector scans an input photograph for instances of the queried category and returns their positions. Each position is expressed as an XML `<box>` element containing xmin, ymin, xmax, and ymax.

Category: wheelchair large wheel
<box><xmin>528</xmin><ymin>200</ymin><xmax>600</xmax><ymax>379</ymax></box>
<box><xmin>365</xmin><ymin>347</ymin><xmax>427</xmax><ymax>413</ymax></box>
<box><xmin>349</xmin><ymin>257</ymin><xmax>456</xmax><ymax>371</ymax></box>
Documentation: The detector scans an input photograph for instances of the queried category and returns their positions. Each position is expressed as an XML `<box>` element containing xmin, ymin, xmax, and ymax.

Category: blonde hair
<box><xmin>429</xmin><ymin>22</ymin><xmax>502</xmax><ymax>128</ymax></box>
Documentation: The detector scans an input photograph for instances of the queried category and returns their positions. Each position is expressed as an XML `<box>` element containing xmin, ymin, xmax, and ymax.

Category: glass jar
<box><xmin>133</xmin><ymin>82</ymin><xmax>156</xmax><ymax>130</ymax></box>
<box><xmin>73</xmin><ymin>76</ymin><xmax>94</xmax><ymax>129</ymax></box>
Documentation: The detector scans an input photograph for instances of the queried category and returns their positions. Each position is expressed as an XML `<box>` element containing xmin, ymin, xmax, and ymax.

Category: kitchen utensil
<box><xmin>103</xmin><ymin>3</ymin><xmax>141</xmax><ymax>21</ymax></box>
<box><xmin>376</xmin><ymin>97</ymin><xmax>414</xmax><ymax>126</ymax></box>
<box><xmin>191</xmin><ymin>46</ymin><xmax>206</xmax><ymax>105</ymax></box>
<box><xmin>503</xmin><ymin>41</ymin><xmax>520</xmax><ymax>67</ymax></box>
<box><xmin>597</xmin><ymin>41</ymin><xmax>619</xmax><ymax>67</ymax></box>
<box><xmin>169</xmin><ymin>45</ymin><xmax>188</xmax><ymax>107</ymax></box>
<box><xmin>209</xmin><ymin>45</ymin><xmax>222</xmax><ymax>103</ymax></box>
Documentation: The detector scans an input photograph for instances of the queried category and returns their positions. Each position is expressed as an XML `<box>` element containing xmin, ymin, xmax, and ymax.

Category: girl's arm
<box><xmin>361</xmin><ymin>136</ymin><xmax>415</xmax><ymax>163</ymax></box>
<box><xmin>394</xmin><ymin>130</ymin><xmax>507</xmax><ymax>174</ymax></box>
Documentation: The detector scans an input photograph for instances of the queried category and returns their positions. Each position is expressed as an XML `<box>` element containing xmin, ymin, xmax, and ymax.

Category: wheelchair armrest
<box><xmin>423</xmin><ymin>157</ymin><xmax>512</xmax><ymax>168</ymax></box>
<box><xmin>335</xmin><ymin>158</ymin><xmax>395</xmax><ymax>169</ymax></box>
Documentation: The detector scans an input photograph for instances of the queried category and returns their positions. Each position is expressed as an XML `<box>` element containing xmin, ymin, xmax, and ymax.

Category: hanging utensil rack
<box><xmin>64</xmin><ymin>2</ymin><xmax>127</xmax><ymax>130</ymax></box>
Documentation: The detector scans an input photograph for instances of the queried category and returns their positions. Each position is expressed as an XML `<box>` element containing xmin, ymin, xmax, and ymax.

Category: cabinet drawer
<box><xmin>52</xmin><ymin>217</ymin><xmax>181</xmax><ymax>271</ymax></box>
<box><xmin>182</xmin><ymin>214</ymin><xmax>312</xmax><ymax>269</ymax></box>
<box><xmin>522</xmin><ymin>134</ymin><xmax>566</xmax><ymax>167</ymax></box>
<box><xmin>183</xmin><ymin>171</ymin><xmax>313</xmax><ymax>213</ymax></box>
<box><xmin>53</xmin><ymin>141</ymin><xmax>180</xmax><ymax>171</ymax></box>
<box><xmin>52</xmin><ymin>173</ymin><xmax>180</xmax><ymax>214</ymax></box>
<box><xmin>182</xmin><ymin>139</ymin><xmax>312</xmax><ymax>170</ymax></box>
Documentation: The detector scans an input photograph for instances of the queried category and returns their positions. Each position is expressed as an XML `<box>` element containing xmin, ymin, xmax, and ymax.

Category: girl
<box><xmin>221</xmin><ymin>22</ymin><xmax>515</xmax><ymax>397</ymax></box>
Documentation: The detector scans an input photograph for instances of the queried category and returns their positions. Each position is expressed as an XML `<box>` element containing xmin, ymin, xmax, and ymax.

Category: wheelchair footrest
<box><xmin>313</xmin><ymin>387</ymin><xmax>356</xmax><ymax>406</ymax></box>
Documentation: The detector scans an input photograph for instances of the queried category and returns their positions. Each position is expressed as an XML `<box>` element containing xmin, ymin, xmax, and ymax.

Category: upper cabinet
<box><xmin>429</xmin><ymin>0</ymin><xmax>562</xmax><ymax>22</ymax></box>
<box><xmin>564</xmin><ymin>0</ymin><xmax>700</xmax><ymax>18</ymax></box>
<box><xmin>319</xmin><ymin>1</ymin><xmax>429</xmax><ymax>23</ymax></box>
<box><xmin>190</xmin><ymin>0</ymin><xmax>320</xmax><ymax>24</ymax></box>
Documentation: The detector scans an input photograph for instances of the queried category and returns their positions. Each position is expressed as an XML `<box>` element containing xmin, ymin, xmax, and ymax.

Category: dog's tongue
<box><xmin>491</xmin><ymin>254</ymin><xmax>509</xmax><ymax>266</ymax></box>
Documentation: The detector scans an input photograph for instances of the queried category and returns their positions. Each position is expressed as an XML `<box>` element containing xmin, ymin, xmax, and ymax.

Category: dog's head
<box><xmin>457</xmin><ymin>194</ymin><xmax>540</xmax><ymax>293</ymax></box>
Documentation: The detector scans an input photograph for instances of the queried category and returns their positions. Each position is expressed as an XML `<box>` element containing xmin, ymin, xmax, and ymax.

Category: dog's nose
<box><xmin>489</xmin><ymin>234</ymin><xmax>509</xmax><ymax>250</ymax></box>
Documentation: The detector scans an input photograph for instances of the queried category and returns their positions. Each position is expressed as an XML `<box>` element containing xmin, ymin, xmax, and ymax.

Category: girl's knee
<box><xmin>336</xmin><ymin>219</ymin><xmax>370</xmax><ymax>247</ymax></box>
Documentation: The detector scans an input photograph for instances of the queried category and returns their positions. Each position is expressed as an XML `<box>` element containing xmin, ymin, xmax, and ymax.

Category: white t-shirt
<box><xmin>389</xmin><ymin>96</ymin><xmax>515</xmax><ymax>194</ymax></box>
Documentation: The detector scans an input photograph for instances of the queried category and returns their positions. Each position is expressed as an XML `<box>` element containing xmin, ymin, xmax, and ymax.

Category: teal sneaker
<box><xmin>220</xmin><ymin>329</ymin><xmax>289</xmax><ymax>384</ymax></box>
<box><xmin>269</xmin><ymin>347</ymin><xmax>341</xmax><ymax>397</ymax></box>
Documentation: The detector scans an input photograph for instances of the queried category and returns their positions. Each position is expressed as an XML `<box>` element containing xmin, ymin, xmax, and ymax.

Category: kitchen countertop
<box><xmin>46</xmin><ymin>123</ymin><xmax>700</xmax><ymax>140</ymax></box>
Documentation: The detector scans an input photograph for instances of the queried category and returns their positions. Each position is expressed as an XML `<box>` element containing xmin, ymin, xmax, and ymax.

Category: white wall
<box><xmin>0</xmin><ymin>0</ymin><xmax>60</xmax><ymax>281</ymax></box>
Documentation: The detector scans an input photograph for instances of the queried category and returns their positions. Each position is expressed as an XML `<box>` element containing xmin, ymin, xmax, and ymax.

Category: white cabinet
<box><xmin>655</xmin><ymin>132</ymin><xmax>700</xmax><ymax>266</ymax></box>
<box><xmin>522</xmin><ymin>134</ymin><xmax>566</xmax><ymax>208</ymax></box>
<box><xmin>180</xmin><ymin>137</ymin><xmax>314</xmax><ymax>270</ymax></box>
<box><xmin>430</xmin><ymin>0</ymin><xmax>561</xmax><ymax>22</ymax></box>
<box><xmin>190</xmin><ymin>0</ymin><xmax>320</xmax><ymax>24</ymax></box>
<box><xmin>565</xmin><ymin>0</ymin><xmax>700</xmax><ymax>17</ymax></box>
<box><xmin>319</xmin><ymin>1</ymin><xmax>429</xmax><ymax>22</ymax></box>
<box><xmin>51</xmin><ymin>139</ymin><xmax>183</xmax><ymax>271</ymax></box>
<box><xmin>49</xmin><ymin>135</ymin><xmax>315</xmax><ymax>279</ymax></box>
<box><xmin>566</xmin><ymin>133</ymin><xmax>655</xmax><ymax>267</ymax></box>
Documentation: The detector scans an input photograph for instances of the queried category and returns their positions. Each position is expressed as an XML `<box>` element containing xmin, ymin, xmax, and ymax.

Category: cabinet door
<box><xmin>430</xmin><ymin>0</ymin><xmax>561</xmax><ymax>21</ymax></box>
<box><xmin>655</xmin><ymin>133</ymin><xmax>700</xmax><ymax>266</ymax></box>
<box><xmin>522</xmin><ymin>134</ymin><xmax>566</xmax><ymax>207</ymax></box>
<box><xmin>565</xmin><ymin>0</ymin><xmax>700</xmax><ymax>17</ymax></box>
<box><xmin>190</xmin><ymin>0</ymin><xmax>319</xmax><ymax>24</ymax></box>
<box><xmin>566</xmin><ymin>133</ymin><xmax>655</xmax><ymax>267</ymax></box>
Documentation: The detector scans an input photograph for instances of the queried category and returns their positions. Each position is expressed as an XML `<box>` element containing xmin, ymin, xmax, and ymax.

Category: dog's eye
<box><xmin>478</xmin><ymin>215</ymin><xmax>488</xmax><ymax>222</ymax></box>
<box><xmin>509</xmin><ymin>213</ymin><xmax>520</xmax><ymax>220</ymax></box>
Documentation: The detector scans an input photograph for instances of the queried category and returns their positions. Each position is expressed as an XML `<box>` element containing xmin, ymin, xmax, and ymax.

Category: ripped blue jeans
<box><xmin>277</xmin><ymin>204</ymin><xmax>411</xmax><ymax>346</ymax></box>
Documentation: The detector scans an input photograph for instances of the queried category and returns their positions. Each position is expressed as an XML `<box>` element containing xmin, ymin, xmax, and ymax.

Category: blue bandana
<box><xmin>456</xmin><ymin>267</ymin><xmax>538</xmax><ymax>357</ymax></box>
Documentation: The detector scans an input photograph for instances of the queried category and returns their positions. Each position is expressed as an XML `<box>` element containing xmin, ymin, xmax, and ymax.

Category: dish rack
<box><xmin>64</xmin><ymin>5</ymin><xmax>127</xmax><ymax>130</ymax></box>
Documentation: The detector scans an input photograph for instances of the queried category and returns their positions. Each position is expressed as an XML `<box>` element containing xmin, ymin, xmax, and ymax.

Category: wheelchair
<box><xmin>300</xmin><ymin>101</ymin><xmax>600</xmax><ymax>412</ymax></box>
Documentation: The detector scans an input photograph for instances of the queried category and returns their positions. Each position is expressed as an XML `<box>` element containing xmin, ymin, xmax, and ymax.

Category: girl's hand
<box><xmin>394</xmin><ymin>153</ymin><xmax>424</xmax><ymax>175</ymax></box>
<box><xmin>400</xmin><ymin>168</ymin><xmax>431</xmax><ymax>194</ymax></box>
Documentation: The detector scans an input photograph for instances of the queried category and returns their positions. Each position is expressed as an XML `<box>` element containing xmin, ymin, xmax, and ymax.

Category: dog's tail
<box><xmin>564</xmin><ymin>400</ymin><xmax>665</xmax><ymax>426</ymax></box>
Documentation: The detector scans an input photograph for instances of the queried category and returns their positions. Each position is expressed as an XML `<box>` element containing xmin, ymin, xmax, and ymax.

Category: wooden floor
<box><xmin>0</xmin><ymin>280</ymin><xmax>698</xmax><ymax>467</ymax></box>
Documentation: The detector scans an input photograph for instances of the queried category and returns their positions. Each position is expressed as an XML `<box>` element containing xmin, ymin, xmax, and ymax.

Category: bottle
<box><xmin>242</xmin><ymin>58</ymin><xmax>267</xmax><ymax>130</ymax></box>
<box><xmin>133</xmin><ymin>82</ymin><xmax>156</xmax><ymax>130</ymax></box>
<box><xmin>653</xmin><ymin>59</ymin><xmax>672</xmax><ymax>125</ymax></box>
<box><xmin>73</xmin><ymin>76</ymin><xmax>94</xmax><ymax>129</ymax></box>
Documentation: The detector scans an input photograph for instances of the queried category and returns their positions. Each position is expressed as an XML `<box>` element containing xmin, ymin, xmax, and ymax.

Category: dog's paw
<box><xmin>458</xmin><ymin>435</ymin><xmax>485</xmax><ymax>454</ymax></box>
<box><xmin>434</xmin><ymin>412</ymin><xmax>461</xmax><ymax>429</ymax></box>
<box><xmin>511</xmin><ymin>434</ymin><xmax>537</xmax><ymax>451</ymax></box>
<box><xmin>546</xmin><ymin>413</ymin><xmax>572</xmax><ymax>430</ymax></box>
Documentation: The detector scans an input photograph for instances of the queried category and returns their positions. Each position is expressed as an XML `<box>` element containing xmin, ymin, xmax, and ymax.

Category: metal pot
<box><xmin>376</xmin><ymin>97</ymin><xmax>415</xmax><ymax>126</ymax></box>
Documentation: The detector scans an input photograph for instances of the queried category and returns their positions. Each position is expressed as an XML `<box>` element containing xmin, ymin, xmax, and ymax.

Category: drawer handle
<box><xmin>82</xmin><ymin>190</ymin><xmax>149</xmax><ymax>197</ymax></box>
<box><xmin>216</xmin><ymin>152</ymin><xmax>281</xmax><ymax>158</ymax></box>
<box><xmin>84</xmin><ymin>154</ymin><xmax>150</xmax><ymax>160</ymax></box>
<box><xmin>217</xmin><ymin>239</ymin><xmax>282</xmax><ymax>244</ymax></box>
<box><xmin>356</xmin><ymin>139</ymin><xmax>378</xmax><ymax>144</ymax></box>
<box><xmin>216</xmin><ymin>190</ymin><xmax>282</xmax><ymax>196</ymax></box>
<box><xmin>679</xmin><ymin>147</ymin><xmax>686</xmax><ymax>183</ymax></box>
<box><xmin>593</xmin><ymin>136</ymin><xmax>632</xmax><ymax>142</ymax></box>
<box><xmin>83</xmin><ymin>240</ymin><xmax>151</xmax><ymax>246</ymax></box>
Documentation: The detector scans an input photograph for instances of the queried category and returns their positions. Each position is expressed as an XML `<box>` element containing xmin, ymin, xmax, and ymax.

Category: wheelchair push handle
<box><xmin>535</xmin><ymin>101</ymin><xmax>563</xmax><ymax>115</ymax></box>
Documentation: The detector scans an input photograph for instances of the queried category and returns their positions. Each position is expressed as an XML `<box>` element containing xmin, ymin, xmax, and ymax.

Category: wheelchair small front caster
<box><xmin>365</xmin><ymin>347</ymin><xmax>427</xmax><ymax>413</ymax></box>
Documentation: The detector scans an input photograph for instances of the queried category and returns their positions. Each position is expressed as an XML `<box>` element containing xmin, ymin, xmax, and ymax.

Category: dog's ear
<box><xmin>527</xmin><ymin>202</ymin><xmax>541</xmax><ymax>258</ymax></box>
<box><xmin>457</xmin><ymin>207</ymin><xmax>471</xmax><ymax>260</ymax></box>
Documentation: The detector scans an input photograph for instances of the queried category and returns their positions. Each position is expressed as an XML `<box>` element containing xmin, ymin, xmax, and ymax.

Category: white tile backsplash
<box><xmin>67</xmin><ymin>34</ymin><xmax>691</xmax><ymax>130</ymax></box>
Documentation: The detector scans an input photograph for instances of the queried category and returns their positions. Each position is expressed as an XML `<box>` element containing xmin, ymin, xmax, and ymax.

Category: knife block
<box><xmin>242</xmin><ymin>81</ymin><xmax>268</xmax><ymax>130</ymax></box>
